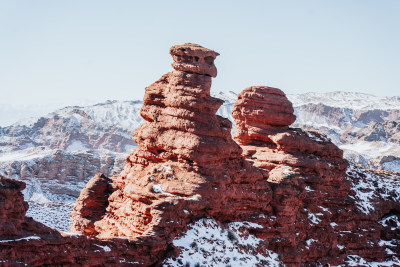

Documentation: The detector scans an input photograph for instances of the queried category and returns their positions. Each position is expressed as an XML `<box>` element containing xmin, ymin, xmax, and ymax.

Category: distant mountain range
<box><xmin>289</xmin><ymin>91</ymin><xmax>400</xmax><ymax>172</ymax></box>
<box><xmin>0</xmin><ymin>90</ymin><xmax>399</xmax><ymax>231</ymax></box>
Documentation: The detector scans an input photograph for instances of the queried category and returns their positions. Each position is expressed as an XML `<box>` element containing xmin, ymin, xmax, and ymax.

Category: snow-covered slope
<box><xmin>288</xmin><ymin>92</ymin><xmax>400</xmax><ymax>171</ymax></box>
<box><xmin>0</xmin><ymin>100</ymin><xmax>99</xmax><ymax>127</ymax></box>
<box><xmin>0</xmin><ymin>100</ymin><xmax>143</xmax><ymax>155</ymax></box>
<box><xmin>288</xmin><ymin>91</ymin><xmax>400</xmax><ymax>110</ymax></box>
<box><xmin>164</xmin><ymin>218</ymin><xmax>281</xmax><ymax>266</ymax></box>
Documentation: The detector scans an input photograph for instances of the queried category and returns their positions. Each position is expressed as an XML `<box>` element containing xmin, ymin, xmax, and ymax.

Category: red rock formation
<box><xmin>0</xmin><ymin>176</ymin><xmax>169</xmax><ymax>266</ymax></box>
<box><xmin>93</xmin><ymin>43</ymin><xmax>269</xmax><ymax>242</ymax></box>
<box><xmin>0</xmin><ymin>43</ymin><xmax>271</xmax><ymax>266</ymax></box>
<box><xmin>0</xmin><ymin>175</ymin><xmax>55</xmax><ymax>238</ymax></box>
<box><xmin>0</xmin><ymin>175</ymin><xmax>29</xmax><ymax>237</ymax></box>
<box><xmin>1</xmin><ymin>44</ymin><xmax>399</xmax><ymax>266</ymax></box>
<box><xmin>170</xmin><ymin>43</ymin><xmax>219</xmax><ymax>77</ymax></box>
<box><xmin>232</xmin><ymin>86</ymin><xmax>399</xmax><ymax>265</ymax></box>
<box><xmin>70</xmin><ymin>173</ymin><xmax>113</xmax><ymax>235</ymax></box>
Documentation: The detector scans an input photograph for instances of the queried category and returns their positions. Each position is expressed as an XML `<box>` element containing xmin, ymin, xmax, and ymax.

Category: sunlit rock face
<box><xmin>69</xmin><ymin>173</ymin><xmax>113</xmax><ymax>235</ymax></box>
<box><xmin>170</xmin><ymin>43</ymin><xmax>219</xmax><ymax>77</ymax></box>
<box><xmin>233</xmin><ymin>85</ymin><xmax>399</xmax><ymax>265</ymax></box>
<box><xmin>0</xmin><ymin>44</ymin><xmax>399</xmax><ymax>266</ymax></box>
<box><xmin>91</xmin><ymin>43</ymin><xmax>268</xmax><ymax>242</ymax></box>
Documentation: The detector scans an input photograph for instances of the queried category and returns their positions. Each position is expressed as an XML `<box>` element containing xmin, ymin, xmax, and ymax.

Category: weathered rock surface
<box><xmin>0</xmin><ymin>175</ymin><xmax>54</xmax><ymax>239</ymax></box>
<box><xmin>0</xmin><ymin>175</ymin><xmax>169</xmax><ymax>266</ymax></box>
<box><xmin>93</xmin><ymin>43</ymin><xmax>268</xmax><ymax>243</ymax></box>
<box><xmin>233</xmin><ymin>86</ymin><xmax>400</xmax><ymax>265</ymax></box>
<box><xmin>1</xmin><ymin>148</ymin><xmax>125</xmax><ymax>203</ymax></box>
<box><xmin>1</xmin><ymin>44</ymin><xmax>399</xmax><ymax>266</ymax></box>
<box><xmin>342</xmin><ymin>121</ymin><xmax>400</xmax><ymax>144</ymax></box>
<box><xmin>291</xmin><ymin>98</ymin><xmax>400</xmax><ymax>171</ymax></box>
<box><xmin>170</xmin><ymin>43</ymin><xmax>219</xmax><ymax>77</ymax></box>
<box><xmin>70</xmin><ymin>173</ymin><xmax>113</xmax><ymax>235</ymax></box>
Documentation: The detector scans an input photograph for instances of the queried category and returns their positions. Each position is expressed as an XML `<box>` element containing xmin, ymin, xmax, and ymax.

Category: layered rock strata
<box><xmin>92</xmin><ymin>43</ymin><xmax>269</xmax><ymax>242</ymax></box>
<box><xmin>0</xmin><ymin>43</ymin><xmax>272</xmax><ymax>266</ymax></box>
<box><xmin>0</xmin><ymin>175</ymin><xmax>170</xmax><ymax>266</ymax></box>
<box><xmin>70</xmin><ymin>173</ymin><xmax>113</xmax><ymax>235</ymax></box>
<box><xmin>232</xmin><ymin>86</ymin><xmax>399</xmax><ymax>264</ymax></box>
<box><xmin>0</xmin><ymin>44</ymin><xmax>399</xmax><ymax>266</ymax></box>
<box><xmin>0</xmin><ymin>175</ymin><xmax>55</xmax><ymax>238</ymax></box>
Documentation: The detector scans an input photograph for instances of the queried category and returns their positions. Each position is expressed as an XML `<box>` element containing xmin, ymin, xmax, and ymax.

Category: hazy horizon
<box><xmin>1</xmin><ymin>89</ymin><xmax>400</xmax><ymax>128</ymax></box>
<box><xmin>1</xmin><ymin>0</ymin><xmax>399</xmax><ymax>107</ymax></box>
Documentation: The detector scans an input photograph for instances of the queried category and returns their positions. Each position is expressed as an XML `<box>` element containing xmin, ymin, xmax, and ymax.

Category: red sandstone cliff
<box><xmin>0</xmin><ymin>43</ymin><xmax>399</xmax><ymax>266</ymax></box>
<box><xmin>232</xmin><ymin>86</ymin><xmax>399</xmax><ymax>264</ymax></box>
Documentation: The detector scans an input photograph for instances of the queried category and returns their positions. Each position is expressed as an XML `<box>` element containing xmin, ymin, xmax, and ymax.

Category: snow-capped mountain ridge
<box><xmin>288</xmin><ymin>91</ymin><xmax>400</xmax><ymax>110</ymax></box>
<box><xmin>3</xmin><ymin>90</ymin><xmax>400</xmax><ymax>128</ymax></box>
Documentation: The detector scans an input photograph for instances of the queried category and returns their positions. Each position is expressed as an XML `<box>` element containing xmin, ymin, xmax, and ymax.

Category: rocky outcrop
<box><xmin>342</xmin><ymin>121</ymin><xmax>400</xmax><ymax>144</ymax></box>
<box><xmin>0</xmin><ymin>43</ymin><xmax>269</xmax><ymax>266</ymax></box>
<box><xmin>233</xmin><ymin>86</ymin><xmax>346</xmax><ymax>174</ymax></box>
<box><xmin>70</xmin><ymin>173</ymin><xmax>113</xmax><ymax>235</ymax></box>
<box><xmin>0</xmin><ymin>175</ymin><xmax>55</xmax><ymax>238</ymax></box>
<box><xmin>93</xmin><ymin>43</ymin><xmax>268</xmax><ymax>243</ymax></box>
<box><xmin>233</xmin><ymin>86</ymin><xmax>399</xmax><ymax>265</ymax></box>
<box><xmin>0</xmin><ymin>175</ymin><xmax>28</xmax><ymax>237</ymax></box>
<box><xmin>0</xmin><ymin>175</ymin><xmax>172</xmax><ymax>266</ymax></box>
<box><xmin>1</xmin><ymin>44</ymin><xmax>399</xmax><ymax>266</ymax></box>
<box><xmin>170</xmin><ymin>43</ymin><xmax>219</xmax><ymax>77</ymax></box>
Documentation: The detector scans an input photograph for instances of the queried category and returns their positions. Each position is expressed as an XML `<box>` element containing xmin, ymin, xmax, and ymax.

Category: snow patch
<box><xmin>157</xmin><ymin>164</ymin><xmax>173</xmax><ymax>174</ymax></box>
<box><xmin>94</xmin><ymin>244</ymin><xmax>111</xmax><ymax>252</ymax></box>
<box><xmin>305</xmin><ymin>238</ymin><xmax>317</xmax><ymax>249</ymax></box>
<box><xmin>330</xmin><ymin>222</ymin><xmax>338</xmax><ymax>227</ymax></box>
<box><xmin>307</xmin><ymin>212</ymin><xmax>322</xmax><ymax>225</ymax></box>
<box><xmin>66</xmin><ymin>140</ymin><xmax>87</xmax><ymax>152</ymax></box>
<box><xmin>164</xmin><ymin>218</ymin><xmax>281</xmax><ymax>266</ymax></box>
<box><xmin>346</xmin><ymin>255</ymin><xmax>400</xmax><ymax>266</ymax></box>
<box><xmin>346</xmin><ymin>164</ymin><xmax>400</xmax><ymax>214</ymax></box>
<box><xmin>0</xmin><ymin>236</ymin><xmax>41</xmax><ymax>243</ymax></box>
<box><xmin>152</xmin><ymin>184</ymin><xmax>174</xmax><ymax>196</ymax></box>
<box><xmin>379</xmin><ymin>215</ymin><xmax>400</xmax><ymax>231</ymax></box>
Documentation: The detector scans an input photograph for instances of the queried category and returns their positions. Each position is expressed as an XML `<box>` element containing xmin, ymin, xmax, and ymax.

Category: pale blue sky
<box><xmin>0</xmin><ymin>0</ymin><xmax>399</xmax><ymax>105</ymax></box>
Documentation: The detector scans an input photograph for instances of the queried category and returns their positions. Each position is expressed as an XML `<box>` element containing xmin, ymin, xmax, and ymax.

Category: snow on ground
<box><xmin>26</xmin><ymin>201</ymin><xmax>74</xmax><ymax>232</ymax></box>
<box><xmin>346</xmin><ymin>164</ymin><xmax>400</xmax><ymax>214</ymax></box>
<box><xmin>345</xmin><ymin>255</ymin><xmax>400</xmax><ymax>266</ymax></box>
<box><xmin>152</xmin><ymin>184</ymin><xmax>174</xmax><ymax>196</ymax></box>
<box><xmin>382</xmin><ymin>160</ymin><xmax>400</xmax><ymax>173</ymax></box>
<box><xmin>304</xmin><ymin>131</ymin><xmax>331</xmax><ymax>143</ymax></box>
<box><xmin>94</xmin><ymin>244</ymin><xmax>111</xmax><ymax>252</ymax></box>
<box><xmin>288</xmin><ymin>91</ymin><xmax>400</xmax><ymax>110</ymax></box>
<box><xmin>0</xmin><ymin>236</ymin><xmax>41</xmax><ymax>243</ymax></box>
<box><xmin>66</xmin><ymin>140</ymin><xmax>88</xmax><ymax>152</ymax></box>
<box><xmin>379</xmin><ymin>215</ymin><xmax>400</xmax><ymax>231</ymax></box>
<box><xmin>0</xmin><ymin>147</ymin><xmax>53</xmax><ymax>162</ymax></box>
<box><xmin>305</xmin><ymin>239</ymin><xmax>317</xmax><ymax>249</ymax></box>
<box><xmin>163</xmin><ymin>218</ymin><xmax>281</xmax><ymax>267</ymax></box>
<box><xmin>340</xmin><ymin>141</ymin><xmax>400</xmax><ymax>161</ymax></box>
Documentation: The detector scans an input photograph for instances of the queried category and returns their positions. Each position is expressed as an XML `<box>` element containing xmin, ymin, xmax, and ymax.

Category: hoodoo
<box><xmin>0</xmin><ymin>44</ymin><xmax>399</xmax><ymax>266</ymax></box>
<box><xmin>233</xmin><ymin>86</ymin><xmax>399</xmax><ymax>264</ymax></box>
<box><xmin>88</xmin><ymin>43</ymin><xmax>269</xmax><ymax>241</ymax></box>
